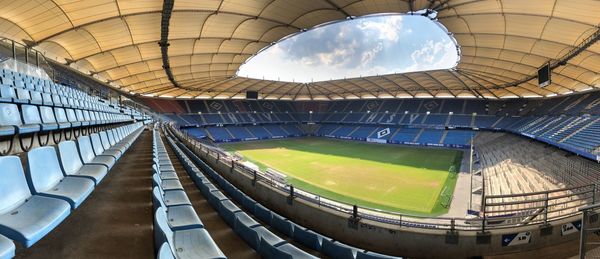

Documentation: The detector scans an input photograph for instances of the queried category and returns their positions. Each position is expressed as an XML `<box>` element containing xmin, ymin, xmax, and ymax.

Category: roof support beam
<box><xmin>159</xmin><ymin>0</ymin><xmax>181</xmax><ymax>89</ymax></box>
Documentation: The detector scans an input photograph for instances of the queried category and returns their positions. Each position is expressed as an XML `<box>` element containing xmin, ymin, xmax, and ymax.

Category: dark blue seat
<box><xmin>200</xmin><ymin>182</ymin><xmax>219</xmax><ymax>197</ymax></box>
<box><xmin>322</xmin><ymin>239</ymin><xmax>360</xmax><ymax>259</ymax></box>
<box><xmin>207</xmin><ymin>190</ymin><xmax>228</xmax><ymax>209</ymax></box>
<box><xmin>26</xmin><ymin>146</ymin><xmax>95</xmax><ymax>209</ymax></box>
<box><xmin>271</xmin><ymin>213</ymin><xmax>294</xmax><ymax>237</ymax></box>
<box><xmin>258</xmin><ymin>238</ymin><xmax>318</xmax><ymax>259</ymax></box>
<box><xmin>0</xmin><ymin>234</ymin><xmax>14</xmax><ymax>259</ymax></box>
<box><xmin>218</xmin><ymin>200</ymin><xmax>242</xmax><ymax>227</ymax></box>
<box><xmin>241</xmin><ymin>194</ymin><xmax>257</xmax><ymax>212</ymax></box>
<box><xmin>77</xmin><ymin>135</ymin><xmax>116</xmax><ymax>169</ymax></box>
<box><xmin>254</xmin><ymin>204</ymin><xmax>273</xmax><ymax>225</ymax></box>
<box><xmin>0</xmin><ymin>156</ymin><xmax>70</xmax><ymax>247</ymax></box>
<box><xmin>356</xmin><ymin>250</ymin><xmax>400</xmax><ymax>259</ymax></box>
<box><xmin>292</xmin><ymin>226</ymin><xmax>324</xmax><ymax>251</ymax></box>
<box><xmin>58</xmin><ymin>141</ymin><xmax>108</xmax><ymax>185</ymax></box>
<box><xmin>154</xmin><ymin>207</ymin><xmax>226</xmax><ymax>259</ymax></box>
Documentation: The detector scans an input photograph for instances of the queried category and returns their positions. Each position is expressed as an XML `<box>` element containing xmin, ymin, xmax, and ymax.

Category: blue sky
<box><xmin>237</xmin><ymin>14</ymin><xmax>459</xmax><ymax>83</ymax></box>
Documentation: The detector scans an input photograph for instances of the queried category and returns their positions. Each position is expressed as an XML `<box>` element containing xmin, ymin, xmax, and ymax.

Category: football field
<box><xmin>221</xmin><ymin>137</ymin><xmax>462</xmax><ymax>215</ymax></box>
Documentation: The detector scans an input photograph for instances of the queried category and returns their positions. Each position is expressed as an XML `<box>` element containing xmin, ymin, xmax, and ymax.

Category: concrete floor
<box><xmin>17</xmin><ymin>130</ymin><xmax>155</xmax><ymax>259</ymax></box>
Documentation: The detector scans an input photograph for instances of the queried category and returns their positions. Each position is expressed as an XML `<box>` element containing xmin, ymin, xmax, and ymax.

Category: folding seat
<box><xmin>83</xmin><ymin>110</ymin><xmax>95</xmax><ymax>125</ymax></box>
<box><xmin>234</xmin><ymin>212</ymin><xmax>283</xmax><ymax>250</ymax></box>
<box><xmin>65</xmin><ymin>109</ymin><xmax>82</xmax><ymax>128</ymax></box>
<box><xmin>154</xmin><ymin>208</ymin><xmax>226</xmax><ymax>259</ymax></box>
<box><xmin>107</xmin><ymin>129</ymin><xmax>128</xmax><ymax>150</ymax></box>
<box><xmin>41</xmin><ymin>92</ymin><xmax>53</xmax><ymax>106</ymax></box>
<box><xmin>321</xmin><ymin>239</ymin><xmax>360</xmax><ymax>259</ymax></box>
<box><xmin>0</xmin><ymin>77</ymin><xmax>13</xmax><ymax>87</ymax></box>
<box><xmin>271</xmin><ymin>214</ymin><xmax>294</xmax><ymax>237</ymax></box>
<box><xmin>152</xmin><ymin>187</ymin><xmax>202</xmax><ymax>231</ymax></box>
<box><xmin>157</xmin><ymin>242</ymin><xmax>175</xmax><ymax>259</ymax></box>
<box><xmin>29</xmin><ymin>90</ymin><xmax>43</xmax><ymax>105</ymax></box>
<box><xmin>14</xmin><ymin>88</ymin><xmax>32</xmax><ymax>104</ymax></box>
<box><xmin>199</xmin><ymin>182</ymin><xmax>219</xmax><ymax>197</ymax></box>
<box><xmin>154</xmin><ymin>165</ymin><xmax>178</xmax><ymax>181</ymax></box>
<box><xmin>254</xmin><ymin>204</ymin><xmax>273</xmax><ymax>225</ymax></box>
<box><xmin>90</xmin><ymin>133</ymin><xmax>121</xmax><ymax>159</ymax></box>
<box><xmin>292</xmin><ymin>226</ymin><xmax>324</xmax><ymax>251</ymax></box>
<box><xmin>99</xmin><ymin>131</ymin><xmax>125</xmax><ymax>154</ymax></box>
<box><xmin>0</xmin><ymin>234</ymin><xmax>14</xmax><ymax>259</ymax></box>
<box><xmin>77</xmin><ymin>135</ymin><xmax>116</xmax><ymax>169</ymax></box>
<box><xmin>39</xmin><ymin>106</ymin><xmax>64</xmax><ymax>130</ymax></box>
<box><xmin>0</xmin><ymin>156</ymin><xmax>71</xmax><ymax>247</ymax></box>
<box><xmin>53</xmin><ymin>108</ymin><xmax>72</xmax><ymax>129</ymax></box>
<box><xmin>0</xmin><ymin>86</ymin><xmax>16</xmax><ymax>103</ymax></box>
<box><xmin>155</xmin><ymin>183</ymin><xmax>192</xmax><ymax>207</ymax></box>
<box><xmin>75</xmin><ymin>110</ymin><xmax>89</xmax><ymax>127</ymax></box>
<box><xmin>51</xmin><ymin>94</ymin><xmax>63</xmax><ymax>107</ymax></box>
<box><xmin>12</xmin><ymin>80</ymin><xmax>24</xmax><ymax>89</ymax></box>
<box><xmin>22</xmin><ymin>105</ymin><xmax>58</xmax><ymax>131</ymax></box>
<box><xmin>356</xmin><ymin>251</ymin><xmax>400</xmax><ymax>259</ymax></box>
<box><xmin>0</xmin><ymin>103</ymin><xmax>40</xmax><ymax>136</ymax></box>
<box><xmin>152</xmin><ymin>172</ymin><xmax>183</xmax><ymax>191</ymax></box>
<box><xmin>58</xmin><ymin>141</ymin><xmax>108</xmax><ymax>185</ymax></box>
<box><xmin>26</xmin><ymin>146</ymin><xmax>95</xmax><ymax>209</ymax></box>
<box><xmin>218</xmin><ymin>199</ymin><xmax>242</xmax><ymax>227</ymax></box>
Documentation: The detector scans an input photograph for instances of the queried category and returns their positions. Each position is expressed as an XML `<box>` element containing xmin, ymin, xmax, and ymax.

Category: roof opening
<box><xmin>237</xmin><ymin>12</ymin><xmax>460</xmax><ymax>83</ymax></box>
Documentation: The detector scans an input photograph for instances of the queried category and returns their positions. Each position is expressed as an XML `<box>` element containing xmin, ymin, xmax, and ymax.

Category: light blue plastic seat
<box><xmin>77</xmin><ymin>135</ymin><xmax>116</xmax><ymax>169</ymax></box>
<box><xmin>22</xmin><ymin>105</ymin><xmax>57</xmax><ymax>131</ymax></box>
<box><xmin>0</xmin><ymin>104</ymin><xmax>39</xmax><ymax>135</ymax></box>
<box><xmin>65</xmin><ymin>109</ymin><xmax>81</xmax><ymax>128</ymax></box>
<box><xmin>0</xmin><ymin>234</ymin><xmax>15</xmax><ymax>259</ymax></box>
<box><xmin>0</xmin><ymin>86</ymin><xmax>15</xmax><ymax>103</ymax></box>
<box><xmin>26</xmin><ymin>146</ymin><xmax>95</xmax><ymax>209</ymax></box>
<box><xmin>38</xmin><ymin>106</ymin><xmax>62</xmax><ymax>130</ymax></box>
<box><xmin>53</xmin><ymin>108</ymin><xmax>71</xmax><ymax>129</ymax></box>
<box><xmin>29</xmin><ymin>91</ymin><xmax>43</xmax><ymax>105</ymax></box>
<box><xmin>99</xmin><ymin>131</ymin><xmax>124</xmax><ymax>156</ymax></box>
<box><xmin>14</xmin><ymin>88</ymin><xmax>30</xmax><ymax>104</ymax></box>
<box><xmin>58</xmin><ymin>141</ymin><xmax>108</xmax><ymax>185</ymax></box>
<box><xmin>0</xmin><ymin>156</ymin><xmax>70</xmax><ymax>247</ymax></box>
<box><xmin>156</xmin><ymin>185</ymin><xmax>192</xmax><ymax>207</ymax></box>
<box><xmin>152</xmin><ymin>173</ymin><xmax>183</xmax><ymax>191</ymax></box>
<box><xmin>90</xmin><ymin>133</ymin><xmax>121</xmax><ymax>159</ymax></box>
<box><xmin>157</xmin><ymin>242</ymin><xmax>175</xmax><ymax>259</ymax></box>
<box><xmin>152</xmin><ymin>187</ymin><xmax>202</xmax><ymax>231</ymax></box>
<box><xmin>154</xmin><ymin>207</ymin><xmax>226</xmax><ymax>259</ymax></box>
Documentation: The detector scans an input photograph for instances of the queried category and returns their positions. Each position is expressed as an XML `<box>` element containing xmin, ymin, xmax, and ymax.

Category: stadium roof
<box><xmin>0</xmin><ymin>0</ymin><xmax>599</xmax><ymax>99</ymax></box>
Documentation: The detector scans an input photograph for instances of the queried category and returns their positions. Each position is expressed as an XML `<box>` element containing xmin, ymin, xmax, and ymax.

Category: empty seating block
<box><xmin>0</xmin><ymin>156</ymin><xmax>71</xmax><ymax>247</ymax></box>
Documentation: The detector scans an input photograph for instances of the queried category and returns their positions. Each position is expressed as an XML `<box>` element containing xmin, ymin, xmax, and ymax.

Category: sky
<box><xmin>237</xmin><ymin>14</ymin><xmax>459</xmax><ymax>83</ymax></box>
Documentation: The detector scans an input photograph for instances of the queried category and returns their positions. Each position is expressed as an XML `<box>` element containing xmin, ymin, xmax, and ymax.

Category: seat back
<box><xmin>21</xmin><ymin>105</ymin><xmax>42</xmax><ymax>124</ymax></box>
<box><xmin>0</xmin><ymin>103</ymin><xmax>23</xmax><ymax>127</ymax></box>
<box><xmin>51</xmin><ymin>95</ymin><xmax>62</xmax><ymax>106</ymax></box>
<box><xmin>65</xmin><ymin>109</ymin><xmax>77</xmax><ymax>123</ymax></box>
<box><xmin>154</xmin><ymin>207</ymin><xmax>174</xmax><ymax>253</ymax></box>
<box><xmin>54</xmin><ymin>108</ymin><xmax>68</xmax><ymax>123</ymax></box>
<box><xmin>26</xmin><ymin>146</ymin><xmax>66</xmax><ymax>194</ymax></box>
<box><xmin>89</xmin><ymin>133</ymin><xmax>106</xmax><ymax>155</ymax></box>
<box><xmin>152</xmin><ymin>187</ymin><xmax>167</xmax><ymax>210</ymax></box>
<box><xmin>77</xmin><ymin>136</ymin><xmax>96</xmax><ymax>163</ymax></box>
<box><xmin>99</xmin><ymin>131</ymin><xmax>112</xmax><ymax>149</ymax></box>
<box><xmin>15</xmin><ymin>88</ymin><xmax>30</xmax><ymax>101</ymax></box>
<box><xmin>39</xmin><ymin>106</ymin><xmax>57</xmax><ymax>124</ymax></box>
<box><xmin>57</xmin><ymin>141</ymin><xmax>84</xmax><ymax>176</ymax></box>
<box><xmin>157</xmin><ymin>242</ymin><xmax>175</xmax><ymax>259</ymax></box>
<box><xmin>75</xmin><ymin>109</ymin><xmax>85</xmax><ymax>121</ymax></box>
<box><xmin>30</xmin><ymin>91</ymin><xmax>43</xmax><ymax>103</ymax></box>
<box><xmin>0</xmin><ymin>156</ymin><xmax>32</xmax><ymax>214</ymax></box>
<box><xmin>0</xmin><ymin>86</ymin><xmax>15</xmax><ymax>100</ymax></box>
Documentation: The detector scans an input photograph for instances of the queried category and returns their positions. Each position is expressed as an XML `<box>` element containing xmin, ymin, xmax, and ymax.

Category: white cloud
<box><xmin>403</xmin><ymin>39</ymin><xmax>458</xmax><ymax>72</ymax></box>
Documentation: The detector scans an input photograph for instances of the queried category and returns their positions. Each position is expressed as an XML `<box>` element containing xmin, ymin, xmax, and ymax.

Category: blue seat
<box><xmin>154</xmin><ymin>165</ymin><xmax>178</xmax><ymax>181</ymax></box>
<box><xmin>272</xmin><ymin>214</ymin><xmax>294</xmax><ymax>237</ymax></box>
<box><xmin>90</xmin><ymin>133</ymin><xmax>121</xmax><ymax>159</ymax></box>
<box><xmin>218</xmin><ymin>200</ymin><xmax>242</xmax><ymax>227</ymax></box>
<box><xmin>241</xmin><ymin>194</ymin><xmax>257</xmax><ymax>212</ymax></box>
<box><xmin>157</xmin><ymin>187</ymin><xmax>191</xmax><ymax>207</ymax></box>
<box><xmin>53</xmin><ymin>108</ymin><xmax>72</xmax><ymax>129</ymax></box>
<box><xmin>322</xmin><ymin>239</ymin><xmax>360</xmax><ymax>259</ymax></box>
<box><xmin>157</xmin><ymin>242</ymin><xmax>175</xmax><ymax>259</ymax></box>
<box><xmin>258</xmin><ymin>238</ymin><xmax>318</xmax><ymax>259</ymax></box>
<box><xmin>254</xmin><ymin>204</ymin><xmax>273</xmax><ymax>225</ymax></box>
<box><xmin>58</xmin><ymin>141</ymin><xmax>108</xmax><ymax>185</ymax></box>
<box><xmin>99</xmin><ymin>131</ymin><xmax>125</xmax><ymax>154</ymax></box>
<box><xmin>26</xmin><ymin>146</ymin><xmax>95</xmax><ymax>209</ymax></box>
<box><xmin>0</xmin><ymin>103</ymin><xmax>39</xmax><ymax>136</ymax></box>
<box><xmin>22</xmin><ymin>105</ymin><xmax>57</xmax><ymax>131</ymax></box>
<box><xmin>356</xmin><ymin>251</ymin><xmax>400</xmax><ymax>259</ymax></box>
<box><xmin>152</xmin><ymin>187</ymin><xmax>202</xmax><ymax>231</ymax></box>
<box><xmin>154</xmin><ymin>207</ymin><xmax>226</xmax><ymax>259</ymax></box>
<box><xmin>153</xmin><ymin>174</ymin><xmax>183</xmax><ymax>191</ymax></box>
<box><xmin>200</xmin><ymin>183</ymin><xmax>219</xmax><ymax>197</ymax></box>
<box><xmin>207</xmin><ymin>190</ymin><xmax>228</xmax><ymax>209</ymax></box>
<box><xmin>0</xmin><ymin>234</ymin><xmax>14</xmax><ymax>259</ymax></box>
<box><xmin>292</xmin><ymin>226</ymin><xmax>324</xmax><ymax>251</ymax></box>
<box><xmin>77</xmin><ymin>135</ymin><xmax>116</xmax><ymax>169</ymax></box>
<box><xmin>0</xmin><ymin>156</ymin><xmax>70</xmax><ymax>247</ymax></box>
<box><xmin>39</xmin><ymin>106</ymin><xmax>65</xmax><ymax>130</ymax></box>
<box><xmin>249</xmin><ymin>226</ymin><xmax>285</xmax><ymax>251</ymax></box>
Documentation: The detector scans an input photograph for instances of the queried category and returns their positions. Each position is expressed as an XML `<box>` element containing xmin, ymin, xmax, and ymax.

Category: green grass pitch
<box><xmin>221</xmin><ymin>137</ymin><xmax>462</xmax><ymax>216</ymax></box>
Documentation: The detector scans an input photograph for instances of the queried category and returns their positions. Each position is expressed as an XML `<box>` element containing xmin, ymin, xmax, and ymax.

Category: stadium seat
<box><xmin>218</xmin><ymin>199</ymin><xmax>242</xmax><ymax>227</ymax></box>
<box><xmin>26</xmin><ymin>146</ymin><xmax>95</xmax><ymax>209</ymax></box>
<box><xmin>0</xmin><ymin>103</ymin><xmax>39</xmax><ymax>135</ymax></box>
<box><xmin>154</xmin><ymin>207</ymin><xmax>226</xmax><ymax>259</ymax></box>
<box><xmin>271</xmin><ymin>214</ymin><xmax>294</xmax><ymax>237</ymax></box>
<box><xmin>356</xmin><ymin>250</ymin><xmax>400</xmax><ymax>259</ymax></box>
<box><xmin>58</xmin><ymin>141</ymin><xmax>108</xmax><ymax>185</ymax></box>
<box><xmin>156</xmin><ymin>186</ymin><xmax>191</xmax><ymax>208</ymax></box>
<box><xmin>99</xmin><ymin>131</ymin><xmax>125</xmax><ymax>155</ymax></box>
<box><xmin>152</xmin><ymin>174</ymin><xmax>183</xmax><ymax>191</ymax></box>
<box><xmin>0</xmin><ymin>156</ymin><xmax>71</xmax><ymax>247</ymax></box>
<box><xmin>152</xmin><ymin>187</ymin><xmax>202</xmax><ymax>231</ymax></box>
<box><xmin>321</xmin><ymin>239</ymin><xmax>360</xmax><ymax>259</ymax></box>
<box><xmin>258</xmin><ymin>238</ymin><xmax>318</xmax><ymax>259</ymax></box>
<box><xmin>77</xmin><ymin>135</ymin><xmax>116</xmax><ymax>169</ymax></box>
<box><xmin>22</xmin><ymin>105</ymin><xmax>58</xmax><ymax>131</ymax></box>
<box><xmin>206</xmin><ymin>190</ymin><xmax>228</xmax><ymax>209</ymax></box>
<box><xmin>253</xmin><ymin>204</ymin><xmax>273</xmax><ymax>225</ymax></box>
<box><xmin>292</xmin><ymin>226</ymin><xmax>324</xmax><ymax>251</ymax></box>
<box><xmin>157</xmin><ymin>242</ymin><xmax>175</xmax><ymax>259</ymax></box>
<box><xmin>90</xmin><ymin>133</ymin><xmax>121</xmax><ymax>159</ymax></box>
<box><xmin>0</xmin><ymin>234</ymin><xmax>15</xmax><ymax>259</ymax></box>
